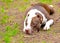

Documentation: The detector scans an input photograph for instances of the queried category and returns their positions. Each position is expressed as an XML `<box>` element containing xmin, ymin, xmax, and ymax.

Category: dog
<box><xmin>23</xmin><ymin>3</ymin><xmax>54</xmax><ymax>34</ymax></box>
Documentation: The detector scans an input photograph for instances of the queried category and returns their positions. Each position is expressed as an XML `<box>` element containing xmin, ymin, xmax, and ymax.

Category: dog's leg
<box><xmin>43</xmin><ymin>19</ymin><xmax>54</xmax><ymax>30</ymax></box>
<box><xmin>49</xmin><ymin>5</ymin><xmax>54</xmax><ymax>15</ymax></box>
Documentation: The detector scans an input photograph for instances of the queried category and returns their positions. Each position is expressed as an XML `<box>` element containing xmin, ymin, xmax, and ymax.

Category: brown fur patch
<box><xmin>31</xmin><ymin>12</ymin><xmax>43</xmax><ymax>32</ymax></box>
<box><xmin>31</xmin><ymin>3</ymin><xmax>54</xmax><ymax>15</ymax></box>
<box><xmin>25</xmin><ymin>3</ymin><xmax>54</xmax><ymax>20</ymax></box>
<box><xmin>35</xmin><ymin>12</ymin><xmax>43</xmax><ymax>23</ymax></box>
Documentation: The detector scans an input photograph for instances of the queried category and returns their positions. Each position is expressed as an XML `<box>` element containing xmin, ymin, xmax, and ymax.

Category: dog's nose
<box><xmin>25</xmin><ymin>29</ymin><xmax>33</xmax><ymax>34</ymax></box>
<box><xmin>25</xmin><ymin>29</ymin><xmax>30</xmax><ymax>34</ymax></box>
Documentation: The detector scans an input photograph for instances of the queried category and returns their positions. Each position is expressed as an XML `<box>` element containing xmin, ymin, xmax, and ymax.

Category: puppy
<box><xmin>23</xmin><ymin>3</ymin><xmax>54</xmax><ymax>34</ymax></box>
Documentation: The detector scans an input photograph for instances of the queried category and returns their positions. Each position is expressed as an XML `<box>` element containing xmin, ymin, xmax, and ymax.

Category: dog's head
<box><xmin>31</xmin><ymin>12</ymin><xmax>43</xmax><ymax>31</ymax></box>
<box><xmin>23</xmin><ymin>10</ymin><xmax>43</xmax><ymax>34</ymax></box>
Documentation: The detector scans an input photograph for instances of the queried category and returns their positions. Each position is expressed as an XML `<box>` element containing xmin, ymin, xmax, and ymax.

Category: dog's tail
<box><xmin>49</xmin><ymin>5</ymin><xmax>54</xmax><ymax>15</ymax></box>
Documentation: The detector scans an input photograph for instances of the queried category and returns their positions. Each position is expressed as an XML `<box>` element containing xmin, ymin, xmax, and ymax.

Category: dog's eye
<box><xmin>28</xmin><ymin>14</ymin><xmax>29</xmax><ymax>16</ymax></box>
<box><xmin>37</xmin><ymin>15</ymin><xmax>40</xmax><ymax>18</ymax></box>
<box><xmin>35</xmin><ymin>13</ymin><xmax>40</xmax><ymax>18</ymax></box>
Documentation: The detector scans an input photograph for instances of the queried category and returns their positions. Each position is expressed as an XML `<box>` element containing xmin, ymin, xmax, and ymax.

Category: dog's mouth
<box><xmin>25</xmin><ymin>29</ymin><xmax>34</xmax><ymax>35</ymax></box>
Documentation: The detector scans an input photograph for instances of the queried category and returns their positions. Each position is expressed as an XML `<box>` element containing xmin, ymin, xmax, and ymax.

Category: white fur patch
<box><xmin>43</xmin><ymin>19</ymin><xmax>54</xmax><ymax>30</ymax></box>
<box><xmin>50</xmin><ymin>5</ymin><xmax>54</xmax><ymax>8</ymax></box>
<box><xmin>23</xmin><ymin>9</ymin><xmax>47</xmax><ymax>32</ymax></box>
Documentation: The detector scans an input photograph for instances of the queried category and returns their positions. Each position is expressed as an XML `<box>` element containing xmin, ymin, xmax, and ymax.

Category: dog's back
<box><xmin>31</xmin><ymin>3</ymin><xmax>54</xmax><ymax>15</ymax></box>
<box><xmin>25</xmin><ymin>3</ymin><xmax>54</xmax><ymax>20</ymax></box>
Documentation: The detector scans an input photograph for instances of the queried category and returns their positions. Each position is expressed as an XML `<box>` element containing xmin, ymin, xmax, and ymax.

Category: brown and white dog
<box><xmin>23</xmin><ymin>3</ymin><xmax>54</xmax><ymax>34</ymax></box>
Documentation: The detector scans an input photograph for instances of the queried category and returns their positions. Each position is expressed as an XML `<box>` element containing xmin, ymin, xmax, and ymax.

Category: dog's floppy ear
<box><xmin>35</xmin><ymin>12</ymin><xmax>43</xmax><ymax>23</ymax></box>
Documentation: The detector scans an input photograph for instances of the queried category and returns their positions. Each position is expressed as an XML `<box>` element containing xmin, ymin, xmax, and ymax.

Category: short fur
<box><xmin>23</xmin><ymin>3</ymin><xmax>54</xmax><ymax>34</ymax></box>
<box><xmin>25</xmin><ymin>3</ymin><xmax>54</xmax><ymax>20</ymax></box>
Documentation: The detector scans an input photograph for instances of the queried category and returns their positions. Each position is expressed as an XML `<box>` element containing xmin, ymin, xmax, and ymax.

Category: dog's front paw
<box><xmin>43</xmin><ymin>25</ymin><xmax>50</xmax><ymax>30</ymax></box>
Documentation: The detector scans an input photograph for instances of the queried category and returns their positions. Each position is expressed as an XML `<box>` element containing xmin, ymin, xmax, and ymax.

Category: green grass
<box><xmin>17</xmin><ymin>0</ymin><xmax>30</xmax><ymax>12</ymax></box>
<box><xmin>4</xmin><ymin>36</ymin><xmax>11</xmax><ymax>43</ymax></box>
<box><xmin>0</xmin><ymin>6</ymin><xmax>5</xmax><ymax>13</ymax></box>
<box><xmin>39</xmin><ymin>0</ymin><xmax>52</xmax><ymax>4</ymax></box>
<box><xmin>5</xmin><ymin>25</ymin><xmax>19</xmax><ymax>36</ymax></box>
<box><xmin>41</xmin><ymin>40</ymin><xmax>46</xmax><ymax>43</ymax></box>
<box><xmin>0</xmin><ymin>15</ymin><xmax>9</xmax><ymax>24</ymax></box>
<box><xmin>46</xmin><ymin>27</ymin><xmax>56</xmax><ymax>35</ymax></box>
<box><xmin>3</xmin><ymin>23</ymin><xmax>20</xmax><ymax>43</ymax></box>
<box><xmin>19</xmin><ymin>40</ymin><xmax>24</xmax><ymax>43</ymax></box>
<box><xmin>18</xmin><ymin>5</ymin><xmax>27</xmax><ymax>12</ymax></box>
<box><xmin>1</xmin><ymin>0</ymin><xmax>13</xmax><ymax>3</ymax></box>
<box><xmin>46</xmin><ymin>28</ymin><xmax>52</xmax><ymax>34</ymax></box>
<box><xmin>1</xmin><ymin>0</ymin><xmax>13</xmax><ymax>9</ymax></box>
<box><xmin>3</xmin><ymin>22</ymin><xmax>24</xmax><ymax>43</ymax></box>
<box><xmin>24</xmin><ymin>0</ymin><xmax>29</xmax><ymax>2</ymax></box>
